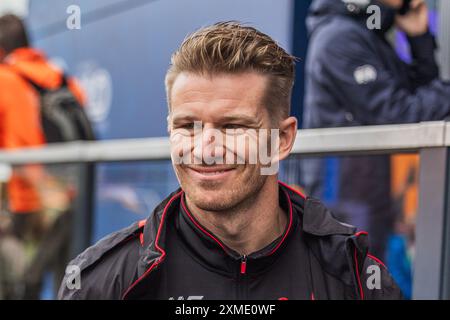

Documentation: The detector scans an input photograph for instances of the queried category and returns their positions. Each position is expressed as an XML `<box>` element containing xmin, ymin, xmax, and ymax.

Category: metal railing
<box><xmin>1</xmin><ymin>121</ymin><xmax>449</xmax><ymax>164</ymax></box>
<box><xmin>1</xmin><ymin>121</ymin><xmax>450</xmax><ymax>299</ymax></box>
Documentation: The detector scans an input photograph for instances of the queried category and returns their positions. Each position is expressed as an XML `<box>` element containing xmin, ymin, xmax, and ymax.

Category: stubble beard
<box><xmin>175</xmin><ymin>164</ymin><xmax>268</xmax><ymax>213</ymax></box>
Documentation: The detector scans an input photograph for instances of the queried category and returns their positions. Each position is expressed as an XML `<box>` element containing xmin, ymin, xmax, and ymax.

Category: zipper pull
<box><xmin>240</xmin><ymin>255</ymin><xmax>247</xmax><ymax>275</ymax></box>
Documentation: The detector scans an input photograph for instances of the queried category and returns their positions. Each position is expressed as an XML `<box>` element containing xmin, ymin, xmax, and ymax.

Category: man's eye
<box><xmin>178</xmin><ymin>123</ymin><xmax>195</xmax><ymax>129</ymax></box>
<box><xmin>224</xmin><ymin>124</ymin><xmax>245</xmax><ymax>129</ymax></box>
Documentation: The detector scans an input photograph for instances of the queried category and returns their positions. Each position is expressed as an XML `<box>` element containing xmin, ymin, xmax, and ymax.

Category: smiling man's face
<box><xmin>168</xmin><ymin>71</ymin><xmax>274</xmax><ymax>212</ymax></box>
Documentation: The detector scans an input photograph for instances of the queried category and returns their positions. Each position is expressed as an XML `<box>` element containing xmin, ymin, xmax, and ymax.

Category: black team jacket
<box><xmin>58</xmin><ymin>182</ymin><xmax>402</xmax><ymax>300</ymax></box>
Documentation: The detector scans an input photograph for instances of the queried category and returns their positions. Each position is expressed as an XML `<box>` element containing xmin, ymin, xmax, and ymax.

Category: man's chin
<box><xmin>186</xmin><ymin>188</ymin><xmax>236</xmax><ymax>212</ymax></box>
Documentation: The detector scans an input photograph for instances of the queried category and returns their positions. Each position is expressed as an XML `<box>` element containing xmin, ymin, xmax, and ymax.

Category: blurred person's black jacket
<box><xmin>302</xmin><ymin>0</ymin><xmax>450</xmax><ymax>259</ymax></box>
<box><xmin>58</xmin><ymin>184</ymin><xmax>402</xmax><ymax>300</ymax></box>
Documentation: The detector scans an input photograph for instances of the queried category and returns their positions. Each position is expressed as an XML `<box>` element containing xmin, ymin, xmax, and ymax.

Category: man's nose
<box><xmin>193</xmin><ymin>125</ymin><xmax>225</xmax><ymax>164</ymax></box>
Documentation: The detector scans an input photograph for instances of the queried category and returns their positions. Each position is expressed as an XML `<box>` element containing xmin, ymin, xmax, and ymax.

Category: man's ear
<box><xmin>278</xmin><ymin>116</ymin><xmax>297</xmax><ymax>161</ymax></box>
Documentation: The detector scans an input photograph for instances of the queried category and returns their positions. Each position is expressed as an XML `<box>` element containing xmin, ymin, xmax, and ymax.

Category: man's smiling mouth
<box><xmin>186</xmin><ymin>165</ymin><xmax>236</xmax><ymax>179</ymax></box>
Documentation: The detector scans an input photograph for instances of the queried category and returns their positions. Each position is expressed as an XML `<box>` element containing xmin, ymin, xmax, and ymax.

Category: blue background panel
<box><xmin>28</xmin><ymin>0</ymin><xmax>294</xmax><ymax>140</ymax></box>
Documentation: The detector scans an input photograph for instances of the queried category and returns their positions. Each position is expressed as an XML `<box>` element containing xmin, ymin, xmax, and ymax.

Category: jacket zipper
<box><xmin>240</xmin><ymin>255</ymin><xmax>247</xmax><ymax>275</ymax></box>
<box><xmin>236</xmin><ymin>255</ymin><xmax>248</xmax><ymax>300</ymax></box>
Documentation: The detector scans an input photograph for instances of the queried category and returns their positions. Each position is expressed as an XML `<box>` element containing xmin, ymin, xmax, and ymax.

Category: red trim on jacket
<box><xmin>278</xmin><ymin>181</ymin><xmax>306</xmax><ymax>199</ymax></box>
<box><xmin>181</xmin><ymin>193</ymin><xmax>231</xmax><ymax>255</ymax></box>
<box><xmin>353</xmin><ymin>230</ymin><xmax>369</xmax><ymax>300</ymax></box>
<box><xmin>138</xmin><ymin>219</ymin><xmax>146</xmax><ymax>246</ymax></box>
<box><xmin>354</xmin><ymin>247</ymin><xmax>364</xmax><ymax>300</ymax></box>
<box><xmin>121</xmin><ymin>191</ymin><xmax>183</xmax><ymax>299</ymax></box>
<box><xmin>367</xmin><ymin>254</ymin><xmax>387</xmax><ymax>269</ymax></box>
<box><xmin>354</xmin><ymin>231</ymin><xmax>368</xmax><ymax>237</ymax></box>
<box><xmin>180</xmin><ymin>186</ymin><xmax>295</xmax><ymax>258</ymax></box>
<box><xmin>266</xmin><ymin>188</ymin><xmax>293</xmax><ymax>256</ymax></box>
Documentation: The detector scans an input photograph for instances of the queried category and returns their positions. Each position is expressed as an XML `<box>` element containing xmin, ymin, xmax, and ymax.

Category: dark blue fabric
<box><xmin>303</xmin><ymin>0</ymin><xmax>450</xmax><ymax>129</ymax></box>
<box><xmin>301</xmin><ymin>0</ymin><xmax>450</xmax><ymax>263</ymax></box>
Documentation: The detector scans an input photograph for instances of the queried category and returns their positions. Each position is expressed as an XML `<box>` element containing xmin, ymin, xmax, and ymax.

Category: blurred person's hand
<box><xmin>395</xmin><ymin>0</ymin><xmax>428</xmax><ymax>36</ymax></box>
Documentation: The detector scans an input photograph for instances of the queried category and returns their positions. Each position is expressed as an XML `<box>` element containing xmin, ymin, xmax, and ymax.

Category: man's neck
<box><xmin>184</xmin><ymin>179</ymin><xmax>287</xmax><ymax>256</ymax></box>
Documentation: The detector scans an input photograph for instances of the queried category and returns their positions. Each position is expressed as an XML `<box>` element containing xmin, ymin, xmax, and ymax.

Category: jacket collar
<box><xmin>125</xmin><ymin>182</ymin><xmax>360</xmax><ymax>299</ymax></box>
<box><xmin>278</xmin><ymin>181</ymin><xmax>356</xmax><ymax>237</ymax></box>
<box><xmin>138</xmin><ymin>182</ymin><xmax>356</xmax><ymax>271</ymax></box>
<box><xmin>176</xmin><ymin>186</ymin><xmax>299</xmax><ymax>276</ymax></box>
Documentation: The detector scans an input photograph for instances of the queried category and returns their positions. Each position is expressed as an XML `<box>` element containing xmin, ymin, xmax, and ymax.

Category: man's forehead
<box><xmin>171</xmin><ymin>72</ymin><xmax>267</xmax><ymax>104</ymax></box>
<box><xmin>170</xmin><ymin>72</ymin><xmax>267</xmax><ymax>121</ymax></box>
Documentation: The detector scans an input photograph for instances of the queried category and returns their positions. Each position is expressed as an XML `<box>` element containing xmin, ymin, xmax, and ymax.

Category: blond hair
<box><xmin>165</xmin><ymin>21</ymin><xmax>296</xmax><ymax>123</ymax></box>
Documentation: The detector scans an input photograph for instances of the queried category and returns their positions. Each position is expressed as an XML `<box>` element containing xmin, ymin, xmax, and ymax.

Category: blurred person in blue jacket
<box><xmin>386</xmin><ymin>217</ymin><xmax>414</xmax><ymax>300</ymax></box>
<box><xmin>302</xmin><ymin>0</ymin><xmax>450</xmax><ymax>265</ymax></box>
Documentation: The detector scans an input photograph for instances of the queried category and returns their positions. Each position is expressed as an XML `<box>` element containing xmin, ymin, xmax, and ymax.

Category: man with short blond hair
<box><xmin>59</xmin><ymin>21</ymin><xmax>401</xmax><ymax>300</ymax></box>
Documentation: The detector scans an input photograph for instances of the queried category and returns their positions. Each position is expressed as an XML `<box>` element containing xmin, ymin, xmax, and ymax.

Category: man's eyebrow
<box><xmin>170</xmin><ymin>113</ymin><xmax>198</xmax><ymax>122</ymax></box>
<box><xmin>170</xmin><ymin>113</ymin><xmax>259</xmax><ymax>124</ymax></box>
<box><xmin>219</xmin><ymin>114</ymin><xmax>259</xmax><ymax>123</ymax></box>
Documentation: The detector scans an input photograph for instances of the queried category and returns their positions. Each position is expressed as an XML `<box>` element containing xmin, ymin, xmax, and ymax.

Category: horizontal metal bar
<box><xmin>293</xmin><ymin>121</ymin><xmax>447</xmax><ymax>155</ymax></box>
<box><xmin>0</xmin><ymin>137</ymin><xmax>171</xmax><ymax>165</ymax></box>
<box><xmin>0</xmin><ymin>121</ymin><xmax>447</xmax><ymax>165</ymax></box>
